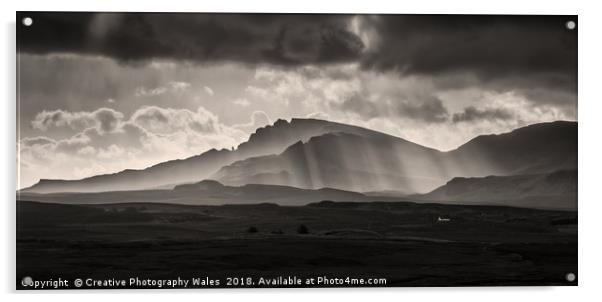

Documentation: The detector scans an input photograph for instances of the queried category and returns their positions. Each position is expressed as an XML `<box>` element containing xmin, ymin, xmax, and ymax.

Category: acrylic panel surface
<box><xmin>16</xmin><ymin>12</ymin><xmax>577</xmax><ymax>289</ymax></box>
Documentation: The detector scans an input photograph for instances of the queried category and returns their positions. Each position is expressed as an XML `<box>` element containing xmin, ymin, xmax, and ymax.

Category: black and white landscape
<box><xmin>17</xmin><ymin>12</ymin><xmax>577</xmax><ymax>288</ymax></box>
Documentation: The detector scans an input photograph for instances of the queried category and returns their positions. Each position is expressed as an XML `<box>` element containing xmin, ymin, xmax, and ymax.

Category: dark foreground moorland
<box><xmin>16</xmin><ymin>200</ymin><xmax>577</xmax><ymax>288</ymax></box>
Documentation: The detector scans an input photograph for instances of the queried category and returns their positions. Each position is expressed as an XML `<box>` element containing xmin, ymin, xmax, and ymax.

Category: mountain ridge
<box><xmin>211</xmin><ymin>120</ymin><xmax>576</xmax><ymax>193</ymax></box>
<box><xmin>18</xmin><ymin>179</ymin><xmax>383</xmax><ymax>206</ymax></box>
<box><xmin>22</xmin><ymin>118</ymin><xmax>390</xmax><ymax>193</ymax></box>
<box><xmin>21</xmin><ymin>119</ymin><xmax>577</xmax><ymax>195</ymax></box>
<box><xmin>414</xmin><ymin>169</ymin><xmax>577</xmax><ymax>210</ymax></box>
<box><xmin>211</xmin><ymin>131</ymin><xmax>448</xmax><ymax>193</ymax></box>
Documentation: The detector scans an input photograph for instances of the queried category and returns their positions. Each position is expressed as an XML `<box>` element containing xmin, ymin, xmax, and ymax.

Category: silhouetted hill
<box><xmin>21</xmin><ymin>118</ymin><xmax>385</xmax><ymax>193</ymax></box>
<box><xmin>445</xmin><ymin>121</ymin><xmax>577</xmax><ymax>176</ymax></box>
<box><xmin>18</xmin><ymin>180</ymin><xmax>384</xmax><ymax>206</ymax></box>
<box><xmin>415</xmin><ymin>169</ymin><xmax>577</xmax><ymax>210</ymax></box>
<box><xmin>212</xmin><ymin>121</ymin><xmax>577</xmax><ymax>193</ymax></box>
<box><xmin>212</xmin><ymin>132</ymin><xmax>448</xmax><ymax>193</ymax></box>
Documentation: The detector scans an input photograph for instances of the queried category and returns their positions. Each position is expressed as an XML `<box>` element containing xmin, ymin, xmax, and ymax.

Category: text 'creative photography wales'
<box><xmin>16</xmin><ymin>12</ymin><xmax>577</xmax><ymax>289</ymax></box>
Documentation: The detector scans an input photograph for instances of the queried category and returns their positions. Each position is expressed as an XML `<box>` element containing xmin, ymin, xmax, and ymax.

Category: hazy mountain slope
<box><xmin>212</xmin><ymin>121</ymin><xmax>577</xmax><ymax>194</ymax></box>
<box><xmin>444</xmin><ymin>121</ymin><xmax>577</xmax><ymax>177</ymax></box>
<box><xmin>22</xmin><ymin>119</ymin><xmax>578</xmax><ymax>197</ymax></box>
<box><xmin>212</xmin><ymin>132</ymin><xmax>451</xmax><ymax>193</ymax></box>
<box><xmin>415</xmin><ymin>169</ymin><xmax>577</xmax><ymax>210</ymax></box>
<box><xmin>17</xmin><ymin>180</ymin><xmax>389</xmax><ymax>206</ymax></box>
<box><xmin>22</xmin><ymin>149</ymin><xmax>237</xmax><ymax>193</ymax></box>
<box><xmin>21</xmin><ymin>118</ymin><xmax>386</xmax><ymax>193</ymax></box>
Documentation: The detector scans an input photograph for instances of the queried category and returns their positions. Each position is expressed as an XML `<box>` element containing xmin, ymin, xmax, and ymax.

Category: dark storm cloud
<box><xmin>17</xmin><ymin>12</ymin><xmax>577</xmax><ymax>126</ymax></box>
<box><xmin>357</xmin><ymin>14</ymin><xmax>577</xmax><ymax>108</ymax></box>
<box><xmin>18</xmin><ymin>13</ymin><xmax>576</xmax><ymax>76</ymax></box>
<box><xmin>361</xmin><ymin>15</ymin><xmax>576</xmax><ymax>80</ymax></box>
<box><xmin>452</xmin><ymin>106</ymin><xmax>513</xmax><ymax>123</ymax></box>
<box><xmin>400</xmin><ymin>96</ymin><xmax>449</xmax><ymax>123</ymax></box>
<box><xmin>336</xmin><ymin>93</ymin><xmax>450</xmax><ymax>123</ymax></box>
<box><xmin>17</xmin><ymin>12</ymin><xmax>364</xmax><ymax>66</ymax></box>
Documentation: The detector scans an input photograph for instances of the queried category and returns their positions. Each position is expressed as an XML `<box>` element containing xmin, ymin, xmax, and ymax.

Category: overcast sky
<box><xmin>17</xmin><ymin>13</ymin><xmax>577</xmax><ymax>188</ymax></box>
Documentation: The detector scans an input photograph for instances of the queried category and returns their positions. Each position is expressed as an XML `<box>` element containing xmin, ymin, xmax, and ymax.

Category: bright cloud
<box><xmin>19</xmin><ymin>105</ymin><xmax>250</xmax><ymax>188</ymax></box>
<box><xmin>32</xmin><ymin>108</ymin><xmax>124</xmax><ymax>133</ymax></box>
<box><xmin>203</xmin><ymin>86</ymin><xmax>214</xmax><ymax>96</ymax></box>
<box><xmin>233</xmin><ymin>98</ymin><xmax>250</xmax><ymax>107</ymax></box>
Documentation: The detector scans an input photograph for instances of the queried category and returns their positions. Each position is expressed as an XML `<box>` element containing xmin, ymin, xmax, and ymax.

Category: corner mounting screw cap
<box><xmin>21</xmin><ymin>276</ymin><xmax>33</xmax><ymax>286</ymax></box>
<box><xmin>22</xmin><ymin>17</ymin><xmax>33</xmax><ymax>27</ymax></box>
<box><xmin>566</xmin><ymin>20</ymin><xmax>576</xmax><ymax>30</ymax></box>
<box><xmin>566</xmin><ymin>272</ymin><xmax>576</xmax><ymax>282</ymax></box>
